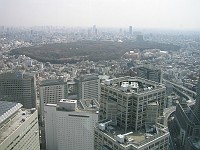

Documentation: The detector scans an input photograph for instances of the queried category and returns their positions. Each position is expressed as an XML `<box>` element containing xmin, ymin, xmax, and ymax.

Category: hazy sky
<box><xmin>0</xmin><ymin>0</ymin><xmax>200</xmax><ymax>30</ymax></box>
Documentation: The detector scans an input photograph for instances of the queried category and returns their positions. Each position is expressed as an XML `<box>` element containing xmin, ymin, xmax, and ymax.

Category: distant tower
<box><xmin>93</xmin><ymin>25</ymin><xmax>96</xmax><ymax>31</ymax></box>
<box><xmin>194</xmin><ymin>71</ymin><xmax>200</xmax><ymax>121</ymax></box>
<box><xmin>129</xmin><ymin>26</ymin><xmax>132</xmax><ymax>35</ymax></box>
<box><xmin>119</xmin><ymin>28</ymin><xmax>122</xmax><ymax>34</ymax></box>
<box><xmin>92</xmin><ymin>25</ymin><xmax>97</xmax><ymax>35</ymax></box>
<box><xmin>87</xmin><ymin>28</ymin><xmax>91</xmax><ymax>37</ymax></box>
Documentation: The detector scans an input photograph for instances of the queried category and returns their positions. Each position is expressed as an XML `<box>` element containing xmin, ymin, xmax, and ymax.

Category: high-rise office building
<box><xmin>39</xmin><ymin>79</ymin><xmax>68</xmax><ymax>122</ymax></box>
<box><xmin>175</xmin><ymin>103</ymin><xmax>200</xmax><ymax>148</ymax></box>
<box><xmin>75</xmin><ymin>74</ymin><xmax>100</xmax><ymax>101</ymax></box>
<box><xmin>100</xmin><ymin>76</ymin><xmax>166</xmax><ymax>131</ymax></box>
<box><xmin>45</xmin><ymin>99</ymin><xmax>99</xmax><ymax>150</ymax></box>
<box><xmin>0</xmin><ymin>101</ymin><xmax>40</xmax><ymax>150</ymax></box>
<box><xmin>175</xmin><ymin>72</ymin><xmax>200</xmax><ymax>149</ymax></box>
<box><xmin>137</xmin><ymin>64</ymin><xmax>162</xmax><ymax>83</ymax></box>
<box><xmin>39</xmin><ymin>79</ymin><xmax>68</xmax><ymax>149</ymax></box>
<box><xmin>0</xmin><ymin>71</ymin><xmax>37</xmax><ymax>109</ymax></box>
<box><xmin>94</xmin><ymin>76</ymin><xmax>169</xmax><ymax>150</ymax></box>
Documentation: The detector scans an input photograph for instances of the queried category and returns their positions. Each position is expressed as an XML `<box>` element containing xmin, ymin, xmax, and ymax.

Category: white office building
<box><xmin>45</xmin><ymin>99</ymin><xmax>99</xmax><ymax>150</ymax></box>
<box><xmin>0</xmin><ymin>101</ymin><xmax>40</xmax><ymax>150</ymax></box>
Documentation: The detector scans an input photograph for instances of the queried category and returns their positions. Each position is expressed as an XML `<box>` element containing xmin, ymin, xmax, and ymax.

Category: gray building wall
<box><xmin>0</xmin><ymin>71</ymin><xmax>37</xmax><ymax>109</ymax></box>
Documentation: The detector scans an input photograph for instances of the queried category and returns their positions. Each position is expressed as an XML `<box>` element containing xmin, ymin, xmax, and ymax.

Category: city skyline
<box><xmin>0</xmin><ymin>0</ymin><xmax>200</xmax><ymax>30</ymax></box>
<box><xmin>0</xmin><ymin>23</ymin><xmax>200</xmax><ymax>149</ymax></box>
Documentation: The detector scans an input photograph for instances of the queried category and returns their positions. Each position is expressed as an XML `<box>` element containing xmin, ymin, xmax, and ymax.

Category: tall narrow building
<box><xmin>0</xmin><ymin>101</ymin><xmax>40</xmax><ymax>150</ymax></box>
<box><xmin>45</xmin><ymin>99</ymin><xmax>99</xmax><ymax>150</ymax></box>
<box><xmin>0</xmin><ymin>71</ymin><xmax>37</xmax><ymax>109</ymax></box>
<box><xmin>39</xmin><ymin>79</ymin><xmax>68</xmax><ymax>149</ymax></box>
<box><xmin>129</xmin><ymin>26</ymin><xmax>132</xmax><ymax>35</ymax></box>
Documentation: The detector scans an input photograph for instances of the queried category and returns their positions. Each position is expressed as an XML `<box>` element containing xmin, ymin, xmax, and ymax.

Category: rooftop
<box><xmin>79</xmin><ymin>99</ymin><xmax>100</xmax><ymax>112</ymax></box>
<box><xmin>55</xmin><ymin>98</ymin><xmax>99</xmax><ymax>113</ymax></box>
<box><xmin>102</xmin><ymin>76</ymin><xmax>165</xmax><ymax>95</ymax></box>
<box><xmin>138</xmin><ymin>65</ymin><xmax>161</xmax><ymax>71</ymax></box>
<box><xmin>40</xmin><ymin>79</ymin><xmax>65</xmax><ymax>86</ymax></box>
<box><xmin>0</xmin><ymin>101</ymin><xmax>23</xmax><ymax>125</ymax></box>
<box><xmin>77</xmin><ymin>74</ymin><xmax>99</xmax><ymax>82</ymax></box>
<box><xmin>96</xmin><ymin>120</ymin><xmax>169</xmax><ymax>148</ymax></box>
<box><xmin>0</xmin><ymin>71</ymin><xmax>34</xmax><ymax>80</ymax></box>
<box><xmin>0</xmin><ymin>107</ymin><xmax>36</xmax><ymax>144</ymax></box>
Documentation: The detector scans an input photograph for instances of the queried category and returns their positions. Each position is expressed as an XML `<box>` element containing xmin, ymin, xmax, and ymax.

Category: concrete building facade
<box><xmin>95</xmin><ymin>76</ymin><xmax>169</xmax><ymax>150</ymax></box>
<box><xmin>0</xmin><ymin>71</ymin><xmax>37</xmax><ymax>109</ymax></box>
<box><xmin>39</xmin><ymin>79</ymin><xmax>68</xmax><ymax>122</ymax></box>
<box><xmin>100</xmin><ymin>76</ymin><xmax>166</xmax><ymax>132</ymax></box>
<box><xmin>137</xmin><ymin>65</ymin><xmax>162</xmax><ymax>83</ymax></box>
<box><xmin>94</xmin><ymin>120</ymin><xmax>169</xmax><ymax>150</ymax></box>
<box><xmin>44</xmin><ymin>99</ymin><xmax>99</xmax><ymax>150</ymax></box>
<box><xmin>75</xmin><ymin>74</ymin><xmax>100</xmax><ymax>101</ymax></box>
<box><xmin>175</xmin><ymin>73</ymin><xmax>200</xmax><ymax>149</ymax></box>
<box><xmin>0</xmin><ymin>101</ymin><xmax>40</xmax><ymax>150</ymax></box>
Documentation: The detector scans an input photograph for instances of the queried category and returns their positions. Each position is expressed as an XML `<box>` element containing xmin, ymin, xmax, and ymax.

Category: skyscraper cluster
<box><xmin>0</xmin><ymin>66</ymin><xmax>171</xmax><ymax>150</ymax></box>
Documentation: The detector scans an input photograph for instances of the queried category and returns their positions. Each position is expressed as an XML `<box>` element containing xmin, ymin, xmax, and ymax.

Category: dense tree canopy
<box><xmin>10</xmin><ymin>40</ymin><xmax>180</xmax><ymax>64</ymax></box>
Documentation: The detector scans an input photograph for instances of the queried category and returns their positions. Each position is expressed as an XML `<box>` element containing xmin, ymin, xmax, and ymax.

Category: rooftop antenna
<box><xmin>91</xmin><ymin>99</ymin><xmax>94</xmax><ymax>107</ymax></box>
